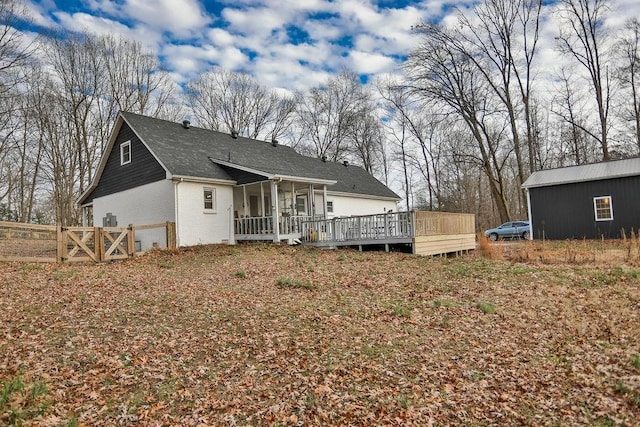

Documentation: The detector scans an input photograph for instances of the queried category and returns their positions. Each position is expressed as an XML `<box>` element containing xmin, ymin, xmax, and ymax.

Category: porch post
<box><xmin>243</xmin><ymin>185</ymin><xmax>248</xmax><ymax>217</ymax></box>
<box><xmin>322</xmin><ymin>185</ymin><xmax>328</xmax><ymax>219</ymax></box>
<box><xmin>308</xmin><ymin>184</ymin><xmax>314</xmax><ymax>217</ymax></box>
<box><xmin>271</xmin><ymin>180</ymin><xmax>280</xmax><ymax>242</ymax></box>
<box><xmin>260</xmin><ymin>182</ymin><xmax>265</xmax><ymax>216</ymax></box>
<box><xmin>292</xmin><ymin>182</ymin><xmax>296</xmax><ymax>215</ymax></box>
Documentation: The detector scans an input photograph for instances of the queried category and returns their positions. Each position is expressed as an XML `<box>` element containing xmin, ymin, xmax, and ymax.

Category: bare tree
<box><xmin>187</xmin><ymin>69</ymin><xmax>293</xmax><ymax>140</ymax></box>
<box><xmin>296</xmin><ymin>70</ymin><xmax>369</xmax><ymax>161</ymax></box>
<box><xmin>456</xmin><ymin>0</ymin><xmax>542</xmax><ymax>195</ymax></box>
<box><xmin>348</xmin><ymin>109</ymin><xmax>383</xmax><ymax>175</ymax></box>
<box><xmin>407</xmin><ymin>24</ymin><xmax>513</xmax><ymax>222</ymax></box>
<box><xmin>556</xmin><ymin>0</ymin><xmax>613</xmax><ymax>160</ymax></box>
<box><xmin>615</xmin><ymin>18</ymin><xmax>640</xmax><ymax>150</ymax></box>
<box><xmin>94</xmin><ymin>34</ymin><xmax>177</xmax><ymax>148</ymax></box>
<box><xmin>377</xmin><ymin>79</ymin><xmax>443</xmax><ymax>210</ymax></box>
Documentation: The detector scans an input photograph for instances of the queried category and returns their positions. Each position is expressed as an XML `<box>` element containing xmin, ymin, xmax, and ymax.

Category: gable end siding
<box><xmin>529</xmin><ymin>175</ymin><xmax>640</xmax><ymax>239</ymax></box>
<box><xmin>83</xmin><ymin>122</ymin><xmax>166</xmax><ymax>204</ymax></box>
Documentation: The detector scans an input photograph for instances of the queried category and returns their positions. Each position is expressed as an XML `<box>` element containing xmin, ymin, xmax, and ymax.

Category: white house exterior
<box><xmin>78</xmin><ymin>112</ymin><xmax>400</xmax><ymax>249</ymax></box>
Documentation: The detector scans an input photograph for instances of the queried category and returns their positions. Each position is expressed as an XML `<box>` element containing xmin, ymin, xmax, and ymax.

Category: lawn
<box><xmin>1</xmin><ymin>242</ymin><xmax>639</xmax><ymax>426</ymax></box>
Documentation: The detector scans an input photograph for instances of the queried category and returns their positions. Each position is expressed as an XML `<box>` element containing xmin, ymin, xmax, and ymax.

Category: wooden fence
<box><xmin>0</xmin><ymin>221</ymin><xmax>176</xmax><ymax>263</ymax></box>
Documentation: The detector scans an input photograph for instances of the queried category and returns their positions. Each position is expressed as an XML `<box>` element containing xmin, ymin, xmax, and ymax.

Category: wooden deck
<box><xmin>302</xmin><ymin>211</ymin><xmax>476</xmax><ymax>256</ymax></box>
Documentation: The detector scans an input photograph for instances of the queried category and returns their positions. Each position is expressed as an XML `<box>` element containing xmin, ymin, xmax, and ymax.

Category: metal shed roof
<box><xmin>522</xmin><ymin>157</ymin><xmax>640</xmax><ymax>189</ymax></box>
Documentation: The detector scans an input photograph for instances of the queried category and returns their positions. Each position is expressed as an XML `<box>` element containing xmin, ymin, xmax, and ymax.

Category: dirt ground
<box><xmin>1</xmin><ymin>242</ymin><xmax>639</xmax><ymax>425</ymax></box>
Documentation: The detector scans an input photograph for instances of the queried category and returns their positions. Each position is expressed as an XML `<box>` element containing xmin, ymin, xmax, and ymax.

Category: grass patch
<box><xmin>632</xmin><ymin>354</ymin><xmax>640</xmax><ymax>370</ymax></box>
<box><xmin>233</xmin><ymin>269</ymin><xmax>246</xmax><ymax>279</ymax></box>
<box><xmin>477</xmin><ymin>301</ymin><xmax>497</xmax><ymax>314</ymax></box>
<box><xmin>276</xmin><ymin>277</ymin><xmax>316</xmax><ymax>290</ymax></box>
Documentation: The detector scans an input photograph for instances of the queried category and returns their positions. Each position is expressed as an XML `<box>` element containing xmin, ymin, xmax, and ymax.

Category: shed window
<box><xmin>120</xmin><ymin>141</ymin><xmax>131</xmax><ymax>165</ymax></box>
<box><xmin>593</xmin><ymin>196</ymin><xmax>613</xmax><ymax>221</ymax></box>
<box><xmin>204</xmin><ymin>187</ymin><xmax>216</xmax><ymax>212</ymax></box>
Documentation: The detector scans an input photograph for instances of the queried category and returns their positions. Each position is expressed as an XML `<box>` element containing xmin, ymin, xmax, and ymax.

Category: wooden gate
<box><xmin>59</xmin><ymin>226</ymin><xmax>133</xmax><ymax>262</ymax></box>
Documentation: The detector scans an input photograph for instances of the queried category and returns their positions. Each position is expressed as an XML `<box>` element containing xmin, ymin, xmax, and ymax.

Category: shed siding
<box><xmin>529</xmin><ymin>176</ymin><xmax>640</xmax><ymax>239</ymax></box>
<box><xmin>83</xmin><ymin>122</ymin><xmax>166</xmax><ymax>204</ymax></box>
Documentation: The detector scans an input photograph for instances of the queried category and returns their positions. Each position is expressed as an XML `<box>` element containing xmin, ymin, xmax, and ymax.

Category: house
<box><xmin>522</xmin><ymin>157</ymin><xmax>640</xmax><ymax>239</ymax></box>
<box><xmin>77</xmin><ymin>112</ymin><xmax>400</xmax><ymax>249</ymax></box>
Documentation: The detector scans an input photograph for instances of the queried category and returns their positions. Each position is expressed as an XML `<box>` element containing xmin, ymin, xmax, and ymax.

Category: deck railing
<box><xmin>413</xmin><ymin>211</ymin><xmax>475</xmax><ymax>236</ymax></box>
<box><xmin>302</xmin><ymin>211</ymin><xmax>475</xmax><ymax>243</ymax></box>
<box><xmin>302</xmin><ymin>211</ymin><xmax>413</xmax><ymax>242</ymax></box>
<box><xmin>234</xmin><ymin>215</ymin><xmax>312</xmax><ymax>236</ymax></box>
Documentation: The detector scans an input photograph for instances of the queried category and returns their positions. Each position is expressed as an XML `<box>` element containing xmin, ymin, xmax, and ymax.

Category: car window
<box><xmin>500</xmin><ymin>223</ymin><xmax>511</xmax><ymax>228</ymax></box>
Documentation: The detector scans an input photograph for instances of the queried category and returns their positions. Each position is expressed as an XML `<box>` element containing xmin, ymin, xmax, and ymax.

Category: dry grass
<box><xmin>1</xmin><ymin>242</ymin><xmax>640</xmax><ymax>425</ymax></box>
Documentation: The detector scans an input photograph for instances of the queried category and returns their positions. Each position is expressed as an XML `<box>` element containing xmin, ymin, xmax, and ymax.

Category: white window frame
<box><xmin>120</xmin><ymin>140</ymin><xmax>131</xmax><ymax>165</ymax></box>
<box><xmin>593</xmin><ymin>196</ymin><xmax>613</xmax><ymax>221</ymax></box>
<box><xmin>326</xmin><ymin>200</ymin><xmax>334</xmax><ymax>213</ymax></box>
<box><xmin>203</xmin><ymin>187</ymin><xmax>216</xmax><ymax>213</ymax></box>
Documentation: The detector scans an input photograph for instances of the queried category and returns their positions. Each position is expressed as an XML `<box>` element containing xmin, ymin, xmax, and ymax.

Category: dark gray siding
<box><xmin>529</xmin><ymin>175</ymin><xmax>640</xmax><ymax>239</ymax></box>
<box><xmin>83</xmin><ymin>123</ymin><xmax>166</xmax><ymax>204</ymax></box>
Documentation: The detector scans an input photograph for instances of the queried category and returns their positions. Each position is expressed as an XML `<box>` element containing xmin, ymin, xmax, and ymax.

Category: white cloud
<box><xmin>349</xmin><ymin>50</ymin><xmax>397</xmax><ymax>74</ymax></box>
<box><xmin>121</xmin><ymin>0</ymin><xmax>211</xmax><ymax>38</ymax></box>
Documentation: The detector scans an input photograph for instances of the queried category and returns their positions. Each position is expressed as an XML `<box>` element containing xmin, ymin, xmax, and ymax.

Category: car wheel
<box><xmin>489</xmin><ymin>233</ymin><xmax>498</xmax><ymax>241</ymax></box>
<box><xmin>522</xmin><ymin>230</ymin><xmax>530</xmax><ymax>240</ymax></box>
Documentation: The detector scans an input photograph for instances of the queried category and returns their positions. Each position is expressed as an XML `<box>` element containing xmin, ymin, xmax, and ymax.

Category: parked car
<box><xmin>484</xmin><ymin>221</ymin><xmax>530</xmax><ymax>241</ymax></box>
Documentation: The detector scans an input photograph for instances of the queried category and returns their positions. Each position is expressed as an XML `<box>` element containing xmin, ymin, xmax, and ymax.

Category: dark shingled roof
<box><xmin>121</xmin><ymin>112</ymin><xmax>400</xmax><ymax>199</ymax></box>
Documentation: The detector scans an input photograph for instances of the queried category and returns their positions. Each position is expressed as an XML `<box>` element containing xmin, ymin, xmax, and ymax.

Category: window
<box><xmin>120</xmin><ymin>141</ymin><xmax>131</xmax><ymax>165</ymax></box>
<box><xmin>296</xmin><ymin>196</ymin><xmax>307</xmax><ymax>215</ymax></box>
<box><xmin>593</xmin><ymin>196</ymin><xmax>613</xmax><ymax>221</ymax></box>
<box><xmin>204</xmin><ymin>187</ymin><xmax>216</xmax><ymax>211</ymax></box>
<box><xmin>326</xmin><ymin>200</ymin><xmax>334</xmax><ymax>213</ymax></box>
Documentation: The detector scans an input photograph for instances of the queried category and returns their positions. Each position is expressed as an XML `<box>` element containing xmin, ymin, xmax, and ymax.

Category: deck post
<box><xmin>384</xmin><ymin>213</ymin><xmax>389</xmax><ymax>237</ymax></box>
<box><xmin>271</xmin><ymin>180</ymin><xmax>280</xmax><ymax>242</ymax></box>
<box><xmin>260</xmin><ymin>182</ymin><xmax>265</xmax><ymax>217</ymax></box>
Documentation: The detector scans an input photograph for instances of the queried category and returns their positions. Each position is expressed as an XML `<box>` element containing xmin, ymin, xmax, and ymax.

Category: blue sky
<box><xmin>24</xmin><ymin>0</ymin><xmax>463</xmax><ymax>91</ymax></box>
<box><xmin>22</xmin><ymin>0</ymin><xmax>640</xmax><ymax>94</ymax></box>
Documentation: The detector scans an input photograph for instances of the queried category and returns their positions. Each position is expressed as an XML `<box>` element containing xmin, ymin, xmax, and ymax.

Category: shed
<box><xmin>522</xmin><ymin>157</ymin><xmax>640</xmax><ymax>239</ymax></box>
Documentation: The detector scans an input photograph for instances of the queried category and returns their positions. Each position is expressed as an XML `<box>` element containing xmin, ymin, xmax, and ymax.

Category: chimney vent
<box><xmin>322</xmin><ymin>155</ymin><xmax>327</xmax><ymax>162</ymax></box>
<box><xmin>271</xmin><ymin>138</ymin><xmax>278</xmax><ymax>147</ymax></box>
<box><xmin>343</xmin><ymin>160</ymin><xmax>349</xmax><ymax>167</ymax></box>
<box><xmin>231</xmin><ymin>130</ymin><xmax>238</xmax><ymax>139</ymax></box>
<box><xmin>182</xmin><ymin>120</ymin><xmax>190</xmax><ymax>129</ymax></box>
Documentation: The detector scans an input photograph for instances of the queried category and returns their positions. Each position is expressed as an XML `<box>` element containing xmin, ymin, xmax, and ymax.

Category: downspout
<box><xmin>173</xmin><ymin>178</ymin><xmax>183</xmax><ymax>247</ymax></box>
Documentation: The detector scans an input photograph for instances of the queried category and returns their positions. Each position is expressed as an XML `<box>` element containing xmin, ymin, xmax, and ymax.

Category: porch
<box><xmin>232</xmin><ymin>178</ymin><xmax>332</xmax><ymax>243</ymax></box>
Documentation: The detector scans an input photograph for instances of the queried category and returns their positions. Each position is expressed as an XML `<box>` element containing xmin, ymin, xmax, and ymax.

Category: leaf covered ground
<box><xmin>1</xmin><ymin>243</ymin><xmax>640</xmax><ymax>426</ymax></box>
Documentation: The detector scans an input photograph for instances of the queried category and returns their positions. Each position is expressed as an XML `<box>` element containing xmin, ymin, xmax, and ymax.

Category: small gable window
<box><xmin>593</xmin><ymin>196</ymin><xmax>613</xmax><ymax>221</ymax></box>
<box><xmin>204</xmin><ymin>187</ymin><xmax>216</xmax><ymax>212</ymax></box>
<box><xmin>120</xmin><ymin>141</ymin><xmax>131</xmax><ymax>165</ymax></box>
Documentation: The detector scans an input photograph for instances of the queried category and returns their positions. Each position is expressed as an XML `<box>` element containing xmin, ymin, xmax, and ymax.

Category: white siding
<box><xmin>175</xmin><ymin>181</ymin><xmax>234</xmax><ymax>246</ymax></box>
<box><xmin>92</xmin><ymin>180</ymin><xmax>175</xmax><ymax>250</ymax></box>
<box><xmin>314</xmin><ymin>192</ymin><xmax>397</xmax><ymax>217</ymax></box>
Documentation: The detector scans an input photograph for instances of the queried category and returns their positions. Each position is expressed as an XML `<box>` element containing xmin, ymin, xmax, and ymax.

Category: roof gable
<box><xmin>522</xmin><ymin>157</ymin><xmax>640</xmax><ymax>189</ymax></box>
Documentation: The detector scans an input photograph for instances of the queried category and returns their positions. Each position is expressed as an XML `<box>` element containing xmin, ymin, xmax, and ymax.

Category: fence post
<box><xmin>56</xmin><ymin>225</ymin><xmax>64</xmax><ymax>263</ymax></box>
<box><xmin>166</xmin><ymin>222</ymin><xmax>177</xmax><ymax>249</ymax></box>
<box><xmin>128</xmin><ymin>224</ymin><xmax>135</xmax><ymax>257</ymax></box>
<box><xmin>95</xmin><ymin>227</ymin><xmax>104</xmax><ymax>262</ymax></box>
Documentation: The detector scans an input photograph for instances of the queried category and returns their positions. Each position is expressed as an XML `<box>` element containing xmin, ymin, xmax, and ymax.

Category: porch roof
<box><xmin>119</xmin><ymin>112</ymin><xmax>400</xmax><ymax>200</ymax></box>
